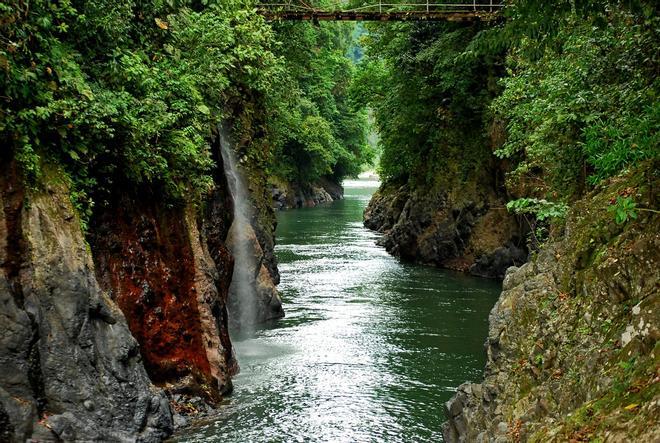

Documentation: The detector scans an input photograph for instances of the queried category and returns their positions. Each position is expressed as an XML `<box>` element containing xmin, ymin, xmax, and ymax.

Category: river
<box><xmin>176</xmin><ymin>179</ymin><xmax>501</xmax><ymax>442</ymax></box>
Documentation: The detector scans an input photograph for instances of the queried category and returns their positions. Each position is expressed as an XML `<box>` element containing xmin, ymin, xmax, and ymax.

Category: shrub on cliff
<box><xmin>1</xmin><ymin>0</ymin><xmax>282</xmax><ymax>217</ymax></box>
<box><xmin>493</xmin><ymin>1</ymin><xmax>659</xmax><ymax>201</ymax></box>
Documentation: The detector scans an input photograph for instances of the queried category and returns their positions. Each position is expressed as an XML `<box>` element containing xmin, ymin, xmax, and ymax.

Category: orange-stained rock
<box><xmin>0</xmin><ymin>161</ymin><xmax>172</xmax><ymax>441</ymax></box>
<box><xmin>91</xmin><ymin>195</ymin><xmax>236</xmax><ymax>400</ymax></box>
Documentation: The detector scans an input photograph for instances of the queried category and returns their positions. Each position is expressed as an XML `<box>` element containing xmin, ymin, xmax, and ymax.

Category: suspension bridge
<box><xmin>258</xmin><ymin>1</ymin><xmax>504</xmax><ymax>21</ymax></box>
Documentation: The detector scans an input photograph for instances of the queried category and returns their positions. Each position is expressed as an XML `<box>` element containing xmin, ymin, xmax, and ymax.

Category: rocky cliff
<box><xmin>364</xmin><ymin>172</ymin><xmax>526</xmax><ymax>279</ymax></box>
<box><xmin>0</xmin><ymin>130</ymin><xmax>285</xmax><ymax>439</ymax></box>
<box><xmin>227</xmin><ymin>135</ymin><xmax>285</xmax><ymax>328</ymax></box>
<box><xmin>443</xmin><ymin>167</ymin><xmax>659</xmax><ymax>442</ymax></box>
<box><xmin>90</xmin><ymin>192</ymin><xmax>238</xmax><ymax>402</ymax></box>
<box><xmin>87</xmin><ymin>132</ymin><xmax>285</xmax><ymax>411</ymax></box>
<box><xmin>270</xmin><ymin>177</ymin><xmax>343</xmax><ymax>210</ymax></box>
<box><xmin>225</xmin><ymin>219</ymin><xmax>285</xmax><ymax>329</ymax></box>
<box><xmin>0</xmin><ymin>161</ymin><xmax>172</xmax><ymax>442</ymax></box>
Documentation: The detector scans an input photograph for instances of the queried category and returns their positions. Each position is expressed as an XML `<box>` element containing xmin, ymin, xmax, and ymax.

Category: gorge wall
<box><xmin>0</xmin><ymin>160</ymin><xmax>172</xmax><ymax>442</ymax></box>
<box><xmin>364</xmin><ymin>167</ymin><xmax>526</xmax><ymax>280</ymax></box>
<box><xmin>89</xmin><ymin>191</ymin><xmax>237</xmax><ymax>401</ymax></box>
<box><xmin>0</xmin><ymin>133</ymin><xmax>284</xmax><ymax>440</ymax></box>
<box><xmin>356</xmin><ymin>19</ymin><xmax>526</xmax><ymax>281</ymax></box>
<box><xmin>444</xmin><ymin>167</ymin><xmax>659</xmax><ymax>441</ymax></box>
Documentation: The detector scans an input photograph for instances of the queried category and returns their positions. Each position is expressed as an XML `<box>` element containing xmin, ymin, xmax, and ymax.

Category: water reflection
<box><xmin>175</xmin><ymin>180</ymin><xmax>500</xmax><ymax>442</ymax></box>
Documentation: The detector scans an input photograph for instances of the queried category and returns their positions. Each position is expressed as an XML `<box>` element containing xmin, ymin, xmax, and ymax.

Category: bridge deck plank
<box><xmin>259</xmin><ymin>10</ymin><xmax>500</xmax><ymax>21</ymax></box>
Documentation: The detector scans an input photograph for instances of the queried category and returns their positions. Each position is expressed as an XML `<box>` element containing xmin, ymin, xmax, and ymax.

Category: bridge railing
<box><xmin>259</xmin><ymin>1</ymin><xmax>505</xmax><ymax>14</ymax></box>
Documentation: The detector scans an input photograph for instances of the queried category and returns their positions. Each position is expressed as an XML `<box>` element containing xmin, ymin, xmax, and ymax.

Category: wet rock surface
<box><xmin>91</xmin><ymin>195</ymin><xmax>237</xmax><ymax>401</ymax></box>
<box><xmin>270</xmin><ymin>177</ymin><xmax>344</xmax><ymax>210</ymax></box>
<box><xmin>0</xmin><ymin>163</ymin><xmax>172</xmax><ymax>442</ymax></box>
<box><xmin>169</xmin><ymin>393</ymin><xmax>219</xmax><ymax>430</ymax></box>
<box><xmin>469</xmin><ymin>242</ymin><xmax>528</xmax><ymax>279</ymax></box>
<box><xmin>220</xmin><ymin>134</ymin><xmax>285</xmax><ymax>328</ymax></box>
<box><xmin>363</xmin><ymin>180</ymin><xmax>525</xmax><ymax>279</ymax></box>
<box><xmin>225</xmin><ymin>219</ymin><xmax>284</xmax><ymax>327</ymax></box>
<box><xmin>443</xmin><ymin>169</ymin><xmax>660</xmax><ymax>442</ymax></box>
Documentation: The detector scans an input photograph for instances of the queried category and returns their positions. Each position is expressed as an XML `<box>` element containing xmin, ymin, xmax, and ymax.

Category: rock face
<box><xmin>270</xmin><ymin>177</ymin><xmax>343</xmax><ymax>210</ymax></box>
<box><xmin>90</xmin><ymin>193</ymin><xmax>238</xmax><ymax>401</ymax></box>
<box><xmin>225</xmin><ymin>220</ymin><xmax>284</xmax><ymax>327</ymax></box>
<box><xmin>364</xmin><ymin>180</ymin><xmax>526</xmax><ymax>279</ymax></box>
<box><xmin>443</xmin><ymin>169</ymin><xmax>659</xmax><ymax>441</ymax></box>
<box><xmin>1</xmin><ymin>133</ymin><xmax>288</xmax><ymax>439</ymax></box>
<box><xmin>220</xmin><ymin>134</ymin><xmax>284</xmax><ymax>327</ymax></box>
<box><xmin>88</xmin><ymin>130</ymin><xmax>286</xmax><ymax>402</ymax></box>
<box><xmin>0</xmin><ymin>162</ymin><xmax>172</xmax><ymax>442</ymax></box>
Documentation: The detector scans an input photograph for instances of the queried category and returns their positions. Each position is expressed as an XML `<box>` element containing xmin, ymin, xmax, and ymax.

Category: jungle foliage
<box><xmin>352</xmin><ymin>0</ymin><xmax>659</xmax><ymax>213</ymax></box>
<box><xmin>492</xmin><ymin>0</ymin><xmax>659</xmax><ymax>201</ymax></box>
<box><xmin>1</xmin><ymin>0</ymin><xmax>371</xmax><ymax>219</ymax></box>
<box><xmin>267</xmin><ymin>20</ymin><xmax>373</xmax><ymax>184</ymax></box>
<box><xmin>3</xmin><ymin>0</ymin><xmax>657</xmax><ymax>223</ymax></box>
<box><xmin>2</xmin><ymin>0</ymin><xmax>278</xmax><ymax>210</ymax></box>
<box><xmin>351</xmin><ymin>20</ymin><xmax>499</xmax><ymax>189</ymax></box>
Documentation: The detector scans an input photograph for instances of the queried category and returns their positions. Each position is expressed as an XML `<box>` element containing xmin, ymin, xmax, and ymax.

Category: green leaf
<box><xmin>196</xmin><ymin>104</ymin><xmax>210</xmax><ymax>115</ymax></box>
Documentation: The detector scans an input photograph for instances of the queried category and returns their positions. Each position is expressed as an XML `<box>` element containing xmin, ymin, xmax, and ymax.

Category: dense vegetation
<box><xmin>492</xmin><ymin>0</ymin><xmax>659</xmax><ymax>201</ymax></box>
<box><xmin>2</xmin><ymin>1</ymin><xmax>268</xmax><ymax>210</ymax></box>
<box><xmin>2</xmin><ymin>0</ymin><xmax>657</xmax><ymax>222</ymax></box>
<box><xmin>268</xmin><ymin>20</ymin><xmax>372</xmax><ymax>184</ymax></box>
<box><xmin>1</xmin><ymin>0</ymin><xmax>372</xmax><ymax>223</ymax></box>
<box><xmin>351</xmin><ymin>20</ymin><xmax>498</xmax><ymax>189</ymax></box>
<box><xmin>352</xmin><ymin>0</ymin><xmax>659</xmax><ymax>223</ymax></box>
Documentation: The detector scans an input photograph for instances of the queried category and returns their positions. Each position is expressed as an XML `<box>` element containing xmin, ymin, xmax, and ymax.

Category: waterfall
<box><xmin>218</xmin><ymin>128</ymin><xmax>258</xmax><ymax>332</ymax></box>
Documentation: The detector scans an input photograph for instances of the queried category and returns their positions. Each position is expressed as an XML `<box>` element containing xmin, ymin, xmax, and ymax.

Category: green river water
<box><xmin>177</xmin><ymin>180</ymin><xmax>501</xmax><ymax>442</ymax></box>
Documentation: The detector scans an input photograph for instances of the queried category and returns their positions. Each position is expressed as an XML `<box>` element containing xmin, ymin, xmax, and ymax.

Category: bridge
<box><xmin>258</xmin><ymin>1</ymin><xmax>504</xmax><ymax>21</ymax></box>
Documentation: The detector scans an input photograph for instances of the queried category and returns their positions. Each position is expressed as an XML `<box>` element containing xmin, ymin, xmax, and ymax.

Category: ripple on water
<box><xmin>174</xmin><ymin>181</ymin><xmax>500</xmax><ymax>443</ymax></box>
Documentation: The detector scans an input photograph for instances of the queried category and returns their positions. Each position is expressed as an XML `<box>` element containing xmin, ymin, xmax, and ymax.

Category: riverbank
<box><xmin>444</xmin><ymin>166</ymin><xmax>659</xmax><ymax>441</ymax></box>
<box><xmin>363</xmin><ymin>178</ymin><xmax>527</xmax><ymax>280</ymax></box>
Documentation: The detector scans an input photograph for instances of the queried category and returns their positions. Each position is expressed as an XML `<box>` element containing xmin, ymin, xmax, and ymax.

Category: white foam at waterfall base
<box><xmin>219</xmin><ymin>128</ymin><xmax>258</xmax><ymax>333</ymax></box>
